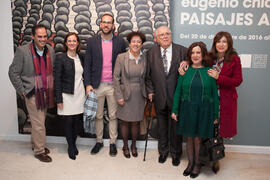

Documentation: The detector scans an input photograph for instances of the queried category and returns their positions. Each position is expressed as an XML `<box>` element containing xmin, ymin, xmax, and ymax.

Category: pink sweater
<box><xmin>101</xmin><ymin>40</ymin><xmax>113</xmax><ymax>82</ymax></box>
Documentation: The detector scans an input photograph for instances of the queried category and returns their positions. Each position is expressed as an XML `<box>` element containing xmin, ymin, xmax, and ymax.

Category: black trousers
<box><xmin>156</xmin><ymin>105</ymin><xmax>183</xmax><ymax>158</ymax></box>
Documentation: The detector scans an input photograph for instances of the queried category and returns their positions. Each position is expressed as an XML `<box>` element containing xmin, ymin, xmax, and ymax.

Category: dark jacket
<box><xmin>54</xmin><ymin>52</ymin><xmax>84</xmax><ymax>103</ymax></box>
<box><xmin>84</xmin><ymin>34</ymin><xmax>126</xmax><ymax>89</ymax></box>
<box><xmin>145</xmin><ymin>43</ymin><xmax>187</xmax><ymax>110</ymax></box>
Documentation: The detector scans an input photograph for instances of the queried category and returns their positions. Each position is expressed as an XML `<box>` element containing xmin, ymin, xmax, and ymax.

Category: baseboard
<box><xmin>1</xmin><ymin>135</ymin><xmax>269</xmax><ymax>154</ymax></box>
<box><xmin>224</xmin><ymin>144</ymin><xmax>270</xmax><ymax>154</ymax></box>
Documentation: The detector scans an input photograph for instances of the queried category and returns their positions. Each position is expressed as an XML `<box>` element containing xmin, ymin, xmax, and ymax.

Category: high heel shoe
<box><xmin>183</xmin><ymin>164</ymin><xmax>193</xmax><ymax>176</ymax></box>
<box><xmin>74</xmin><ymin>145</ymin><xmax>79</xmax><ymax>156</ymax></box>
<box><xmin>68</xmin><ymin>148</ymin><xmax>76</xmax><ymax>160</ymax></box>
<box><xmin>190</xmin><ymin>172</ymin><xmax>199</xmax><ymax>179</ymax></box>
<box><xmin>183</xmin><ymin>168</ymin><xmax>192</xmax><ymax>176</ymax></box>
<box><xmin>190</xmin><ymin>164</ymin><xmax>201</xmax><ymax>178</ymax></box>
<box><xmin>122</xmin><ymin>147</ymin><xmax>130</xmax><ymax>158</ymax></box>
<box><xmin>212</xmin><ymin>161</ymin><xmax>220</xmax><ymax>174</ymax></box>
<box><xmin>131</xmin><ymin>144</ymin><xmax>138</xmax><ymax>157</ymax></box>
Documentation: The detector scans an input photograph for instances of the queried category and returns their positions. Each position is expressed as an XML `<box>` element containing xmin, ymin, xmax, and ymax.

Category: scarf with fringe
<box><xmin>30</xmin><ymin>43</ymin><xmax>54</xmax><ymax>110</ymax></box>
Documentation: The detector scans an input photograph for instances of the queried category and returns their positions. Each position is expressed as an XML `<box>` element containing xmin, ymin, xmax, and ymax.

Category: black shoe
<box><xmin>190</xmin><ymin>172</ymin><xmax>199</xmax><ymax>179</ymax></box>
<box><xmin>109</xmin><ymin>144</ymin><xmax>117</xmax><ymax>157</ymax></box>
<box><xmin>74</xmin><ymin>146</ymin><xmax>79</xmax><ymax>156</ymax></box>
<box><xmin>158</xmin><ymin>154</ymin><xmax>168</xmax><ymax>163</ymax></box>
<box><xmin>183</xmin><ymin>169</ymin><xmax>191</xmax><ymax>176</ymax></box>
<box><xmin>172</xmin><ymin>157</ymin><xmax>180</xmax><ymax>166</ymax></box>
<box><xmin>68</xmin><ymin>148</ymin><xmax>76</xmax><ymax>160</ymax></box>
<box><xmin>34</xmin><ymin>153</ymin><xmax>52</xmax><ymax>163</ymax></box>
<box><xmin>190</xmin><ymin>164</ymin><xmax>201</xmax><ymax>178</ymax></box>
<box><xmin>91</xmin><ymin>142</ymin><xmax>103</xmax><ymax>155</ymax></box>
<box><xmin>183</xmin><ymin>165</ymin><xmax>193</xmax><ymax>176</ymax></box>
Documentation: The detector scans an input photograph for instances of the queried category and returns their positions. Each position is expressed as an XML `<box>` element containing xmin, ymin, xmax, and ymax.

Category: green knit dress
<box><xmin>172</xmin><ymin>67</ymin><xmax>219</xmax><ymax>138</ymax></box>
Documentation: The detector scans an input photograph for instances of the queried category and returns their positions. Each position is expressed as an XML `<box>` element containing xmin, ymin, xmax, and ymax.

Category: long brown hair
<box><xmin>209</xmin><ymin>31</ymin><xmax>238</xmax><ymax>63</ymax></box>
<box><xmin>63</xmin><ymin>32</ymin><xmax>81</xmax><ymax>53</ymax></box>
<box><xmin>187</xmin><ymin>41</ymin><xmax>211</xmax><ymax>67</ymax></box>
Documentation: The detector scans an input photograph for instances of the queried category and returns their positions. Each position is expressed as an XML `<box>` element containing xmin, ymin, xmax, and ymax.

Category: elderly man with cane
<box><xmin>145</xmin><ymin>26</ymin><xmax>187</xmax><ymax>166</ymax></box>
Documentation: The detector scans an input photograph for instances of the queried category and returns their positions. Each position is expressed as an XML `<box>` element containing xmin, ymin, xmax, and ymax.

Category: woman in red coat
<box><xmin>208</xmin><ymin>31</ymin><xmax>243</xmax><ymax>138</ymax></box>
<box><xmin>207</xmin><ymin>31</ymin><xmax>243</xmax><ymax>173</ymax></box>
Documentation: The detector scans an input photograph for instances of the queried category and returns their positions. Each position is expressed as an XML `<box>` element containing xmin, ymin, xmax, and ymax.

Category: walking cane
<box><xmin>143</xmin><ymin>99</ymin><xmax>153</xmax><ymax>161</ymax></box>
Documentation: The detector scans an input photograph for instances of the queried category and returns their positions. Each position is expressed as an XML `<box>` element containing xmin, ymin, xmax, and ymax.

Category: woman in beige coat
<box><xmin>113</xmin><ymin>31</ymin><xmax>147</xmax><ymax>158</ymax></box>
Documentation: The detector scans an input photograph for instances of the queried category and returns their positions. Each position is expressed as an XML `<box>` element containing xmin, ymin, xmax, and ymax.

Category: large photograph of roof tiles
<box><xmin>11</xmin><ymin>0</ymin><xmax>169</xmax><ymax>137</ymax></box>
<box><xmin>11</xmin><ymin>0</ymin><xmax>170</xmax><ymax>53</ymax></box>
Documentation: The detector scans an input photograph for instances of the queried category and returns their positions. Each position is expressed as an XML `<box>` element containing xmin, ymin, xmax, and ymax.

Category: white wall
<box><xmin>0</xmin><ymin>1</ymin><xmax>20</xmax><ymax>139</ymax></box>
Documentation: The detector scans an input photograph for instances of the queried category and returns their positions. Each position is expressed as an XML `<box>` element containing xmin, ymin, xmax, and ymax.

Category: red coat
<box><xmin>217</xmin><ymin>55</ymin><xmax>243</xmax><ymax>138</ymax></box>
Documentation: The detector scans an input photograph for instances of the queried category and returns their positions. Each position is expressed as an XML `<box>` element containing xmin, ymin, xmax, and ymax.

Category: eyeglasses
<box><xmin>101</xmin><ymin>21</ymin><xmax>113</xmax><ymax>25</ymax></box>
<box><xmin>157</xmin><ymin>32</ymin><xmax>171</xmax><ymax>38</ymax></box>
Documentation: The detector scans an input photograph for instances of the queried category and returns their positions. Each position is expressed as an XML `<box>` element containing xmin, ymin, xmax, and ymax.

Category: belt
<box><xmin>101</xmin><ymin>82</ymin><xmax>113</xmax><ymax>85</ymax></box>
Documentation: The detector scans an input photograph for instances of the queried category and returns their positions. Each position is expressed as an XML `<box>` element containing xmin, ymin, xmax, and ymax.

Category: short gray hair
<box><xmin>154</xmin><ymin>26</ymin><xmax>171</xmax><ymax>37</ymax></box>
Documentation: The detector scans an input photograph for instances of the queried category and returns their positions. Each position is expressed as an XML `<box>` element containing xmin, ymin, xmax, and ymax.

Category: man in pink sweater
<box><xmin>84</xmin><ymin>14</ymin><xmax>126</xmax><ymax>156</ymax></box>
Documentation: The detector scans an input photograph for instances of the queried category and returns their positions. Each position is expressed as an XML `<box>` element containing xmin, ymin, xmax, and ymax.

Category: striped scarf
<box><xmin>30</xmin><ymin>43</ymin><xmax>54</xmax><ymax>110</ymax></box>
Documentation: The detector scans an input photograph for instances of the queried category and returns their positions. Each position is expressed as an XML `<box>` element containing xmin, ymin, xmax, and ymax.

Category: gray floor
<box><xmin>0</xmin><ymin>140</ymin><xmax>269</xmax><ymax>180</ymax></box>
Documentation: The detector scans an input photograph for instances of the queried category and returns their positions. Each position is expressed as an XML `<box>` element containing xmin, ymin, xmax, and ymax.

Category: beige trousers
<box><xmin>95</xmin><ymin>83</ymin><xmax>118</xmax><ymax>144</ymax></box>
<box><xmin>25</xmin><ymin>96</ymin><xmax>47</xmax><ymax>155</ymax></box>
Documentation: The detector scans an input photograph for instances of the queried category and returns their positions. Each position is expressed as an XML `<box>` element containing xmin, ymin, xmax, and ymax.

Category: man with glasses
<box><xmin>146</xmin><ymin>26</ymin><xmax>186</xmax><ymax>166</ymax></box>
<box><xmin>84</xmin><ymin>13</ymin><xmax>126</xmax><ymax>156</ymax></box>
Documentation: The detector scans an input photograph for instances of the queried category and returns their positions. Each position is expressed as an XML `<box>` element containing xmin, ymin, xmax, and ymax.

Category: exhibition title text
<box><xmin>180</xmin><ymin>0</ymin><xmax>270</xmax><ymax>26</ymax></box>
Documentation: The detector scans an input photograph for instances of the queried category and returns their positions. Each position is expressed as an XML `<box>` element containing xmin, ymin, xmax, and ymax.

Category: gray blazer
<box><xmin>113</xmin><ymin>51</ymin><xmax>147</xmax><ymax>101</ymax></box>
<box><xmin>8</xmin><ymin>43</ymin><xmax>55</xmax><ymax>96</ymax></box>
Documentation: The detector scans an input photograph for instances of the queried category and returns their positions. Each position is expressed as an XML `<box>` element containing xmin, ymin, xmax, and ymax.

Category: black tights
<box><xmin>121</xmin><ymin>120</ymin><xmax>139</xmax><ymax>149</ymax></box>
<box><xmin>63</xmin><ymin>114</ymin><xmax>81</xmax><ymax>153</ymax></box>
<box><xmin>186</xmin><ymin>137</ymin><xmax>201</xmax><ymax>174</ymax></box>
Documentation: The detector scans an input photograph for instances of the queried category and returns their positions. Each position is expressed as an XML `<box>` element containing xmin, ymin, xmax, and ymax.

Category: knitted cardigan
<box><xmin>172</xmin><ymin>66</ymin><xmax>219</xmax><ymax>120</ymax></box>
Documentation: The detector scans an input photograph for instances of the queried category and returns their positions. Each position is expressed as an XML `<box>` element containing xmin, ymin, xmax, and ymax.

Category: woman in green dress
<box><xmin>171</xmin><ymin>42</ymin><xmax>219</xmax><ymax>178</ymax></box>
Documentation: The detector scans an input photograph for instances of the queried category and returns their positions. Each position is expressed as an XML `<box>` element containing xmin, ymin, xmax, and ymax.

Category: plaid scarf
<box><xmin>30</xmin><ymin>43</ymin><xmax>54</xmax><ymax>110</ymax></box>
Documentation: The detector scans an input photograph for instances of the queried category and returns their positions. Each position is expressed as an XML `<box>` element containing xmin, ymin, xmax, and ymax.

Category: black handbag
<box><xmin>199</xmin><ymin>123</ymin><xmax>225</xmax><ymax>164</ymax></box>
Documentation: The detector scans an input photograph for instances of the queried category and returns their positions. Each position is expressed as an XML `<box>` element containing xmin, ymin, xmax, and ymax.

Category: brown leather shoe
<box><xmin>34</xmin><ymin>153</ymin><xmax>52</xmax><ymax>163</ymax></box>
<box><xmin>131</xmin><ymin>145</ymin><xmax>138</xmax><ymax>157</ymax></box>
<box><xmin>122</xmin><ymin>147</ymin><xmax>130</xmax><ymax>158</ymax></box>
